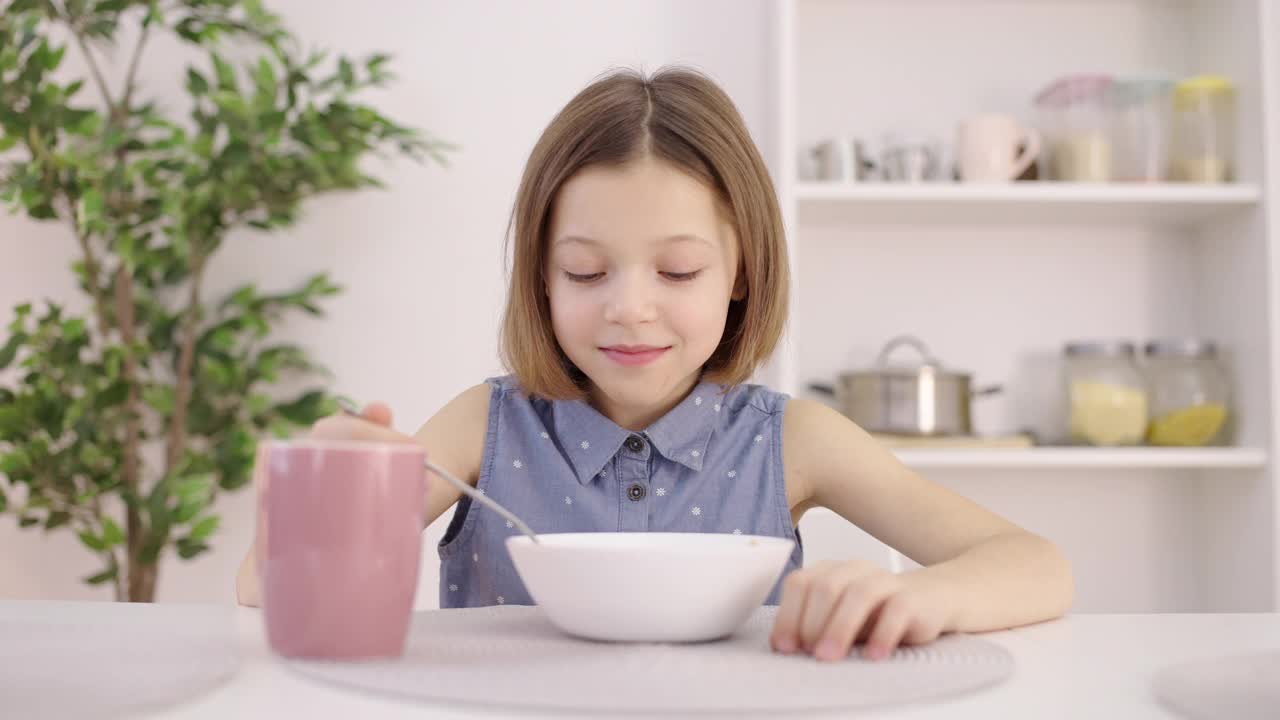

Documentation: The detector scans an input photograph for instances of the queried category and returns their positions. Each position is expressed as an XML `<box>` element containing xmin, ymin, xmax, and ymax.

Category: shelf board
<box><xmin>795</xmin><ymin>182</ymin><xmax>1262</xmax><ymax>227</ymax></box>
<box><xmin>890</xmin><ymin>447</ymin><xmax>1267</xmax><ymax>470</ymax></box>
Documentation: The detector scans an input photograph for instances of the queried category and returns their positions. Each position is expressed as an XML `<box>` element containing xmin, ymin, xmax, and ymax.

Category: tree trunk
<box><xmin>127</xmin><ymin>561</ymin><xmax>158</xmax><ymax>602</ymax></box>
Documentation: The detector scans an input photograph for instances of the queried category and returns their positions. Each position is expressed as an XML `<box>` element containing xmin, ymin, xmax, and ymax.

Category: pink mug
<box><xmin>255</xmin><ymin>439</ymin><xmax>427</xmax><ymax>659</ymax></box>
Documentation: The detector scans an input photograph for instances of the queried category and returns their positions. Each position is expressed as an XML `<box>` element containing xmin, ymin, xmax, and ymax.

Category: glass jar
<box><xmin>1109</xmin><ymin>77</ymin><xmax>1174</xmax><ymax>182</ymax></box>
<box><xmin>1170</xmin><ymin>75</ymin><xmax>1236</xmax><ymax>183</ymax></box>
<box><xmin>1063</xmin><ymin>341</ymin><xmax>1148</xmax><ymax>446</ymax></box>
<box><xmin>1034</xmin><ymin>74</ymin><xmax>1114</xmax><ymax>182</ymax></box>
<box><xmin>1142</xmin><ymin>340</ymin><xmax>1232</xmax><ymax>446</ymax></box>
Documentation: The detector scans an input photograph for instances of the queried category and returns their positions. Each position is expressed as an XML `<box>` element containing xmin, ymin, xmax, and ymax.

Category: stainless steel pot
<box><xmin>809</xmin><ymin>335</ymin><xmax>1002</xmax><ymax>436</ymax></box>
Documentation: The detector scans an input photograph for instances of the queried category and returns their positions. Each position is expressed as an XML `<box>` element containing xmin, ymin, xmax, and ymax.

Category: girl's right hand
<box><xmin>308</xmin><ymin>402</ymin><xmax>417</xmax><ymax>445</ymax></box>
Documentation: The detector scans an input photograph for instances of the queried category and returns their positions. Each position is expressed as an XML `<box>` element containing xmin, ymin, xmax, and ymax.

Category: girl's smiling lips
<box><xmin>600</xmin><ymin>345</ymin><xmax>671</xmax><ymax>366</ymax></box>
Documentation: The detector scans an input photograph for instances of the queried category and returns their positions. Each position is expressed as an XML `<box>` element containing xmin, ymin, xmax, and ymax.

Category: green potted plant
<box><xmin>0</xmin><ymin>0</ymin><xmax>449</xmax><ymax>601</ymax></box>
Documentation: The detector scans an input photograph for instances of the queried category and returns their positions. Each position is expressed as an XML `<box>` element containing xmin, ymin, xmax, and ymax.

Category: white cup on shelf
<box><xmin>957</xmin><ymin>114</ymin><xmax>1042</xmax><ymax>183</ymax></box>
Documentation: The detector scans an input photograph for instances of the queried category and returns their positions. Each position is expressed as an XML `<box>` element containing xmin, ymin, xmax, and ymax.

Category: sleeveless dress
<box><xmin>437</xmin><ymin>374</ymin><xmax>804</xmax><ymax>608</ymax></box>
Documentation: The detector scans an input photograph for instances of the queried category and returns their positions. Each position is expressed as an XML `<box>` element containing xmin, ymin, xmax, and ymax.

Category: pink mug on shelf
<box><xmin>254</xmin><ymin>438</ymin><xmax>427</xmax><ymax>659</ymax></box>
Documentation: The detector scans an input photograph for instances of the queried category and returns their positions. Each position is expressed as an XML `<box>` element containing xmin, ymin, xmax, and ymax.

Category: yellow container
<box><xmin>1142</xmin><ymin>340</ymin><xmax>1232</xmax><ymax>446</ymax></box>
<box><xmin>1170</xmin><ymin>75</ymin><xmax>1236</xmax><ymax>182</ymax></box>
<box><xmin>1063</xmin><ymin>341</ymin><xmax>1148</xmax><ymax>446</ymax></box>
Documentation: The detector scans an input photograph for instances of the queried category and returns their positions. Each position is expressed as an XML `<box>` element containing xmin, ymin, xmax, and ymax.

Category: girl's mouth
<box><xmin>600</xmin><ymin>345</ymin><xmax>670</xmax><ymax>367</ymax></box>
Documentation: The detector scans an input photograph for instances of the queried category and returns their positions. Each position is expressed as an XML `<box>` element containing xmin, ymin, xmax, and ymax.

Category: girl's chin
<box><xmin>589</xmin><ymin>367</ymin><xmax>701</xmax><ymax>401</ymax></box>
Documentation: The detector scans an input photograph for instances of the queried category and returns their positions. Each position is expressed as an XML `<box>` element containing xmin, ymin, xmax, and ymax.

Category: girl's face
<box><xmin>546</xmin><ymin>156</ymin><xmax>743</xmax><ymax>428</ymax></box>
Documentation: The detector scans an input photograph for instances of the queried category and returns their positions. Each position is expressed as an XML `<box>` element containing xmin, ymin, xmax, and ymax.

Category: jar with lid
<box><xmin>1109</xmin><ymin>77</ymin><xmax>1174</xmax><ymax>182</ymax></box>
<box><xmin>1063</xmin><ymin>341</ymin><xmax>1148</xmax><ymax>446</ymax></box>
<box><xmin>1170</xmin><ymin>75</ymin><xmax>1236</xmax><ymax>183</ymax></box>
<box><xmin>1142</xmin><ymin>340</ymin><xmax>1232</xmax><ymax>446</ymax></box>
<box><xmin>1034</xmin><ymin>74</ymin><xmax>1114</xmax><ymax>182</ymax></box>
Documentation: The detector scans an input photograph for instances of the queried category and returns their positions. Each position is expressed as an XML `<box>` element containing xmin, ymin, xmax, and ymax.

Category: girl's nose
<box><xmin>603</xmin><ymin>273</ymin><xmax>658</xmax><ymax>325</ymax></box>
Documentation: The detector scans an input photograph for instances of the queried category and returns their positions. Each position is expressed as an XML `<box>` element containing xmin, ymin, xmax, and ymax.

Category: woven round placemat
<box><xmin>0</xmin><ymin>601</ymin><xmax>240</xmax><ymax>720</ymax></box>
<box><xmin>1153</xmin><ymin>650</ymin><xmax>1280</xmax><ymax>720</ymax></box>
<box><xmin>288</xmin><ymin>605</ymin><xmax>1014</xmax><ymax>713</ymax></box>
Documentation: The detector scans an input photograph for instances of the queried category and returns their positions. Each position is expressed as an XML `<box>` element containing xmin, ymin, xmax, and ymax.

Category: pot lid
<box><xmin>859</xmin><ymin>335</ymin><xmax>970</xmax><ymax>378</ymax></box>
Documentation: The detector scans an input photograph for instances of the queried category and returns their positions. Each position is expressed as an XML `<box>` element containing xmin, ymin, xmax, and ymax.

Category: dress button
<box><xmin>625</xmin><ymin>435</ymin><xmax>645</xmax><ymax>453</ymax></box>
<box><xmin>627</xmin><ymin>483</ymin><xmax>647</xmax><ymax>501</ymax></box>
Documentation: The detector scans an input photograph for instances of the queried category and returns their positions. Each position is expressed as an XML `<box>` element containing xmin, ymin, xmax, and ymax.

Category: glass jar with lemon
<box><xmin>1170</xmin><ymin>75</ymin><xmax>1236</xmax><ymax>183</ymax></box>
<box><xmin>1142</xmin><ymin>340</ymin><xmax>1231</xmax><ymax>446</ymax></box>
<box><xmin>1064</xmin><ymin>341</ymin><xmax>1148</xmax><ymax>446</ymax></box>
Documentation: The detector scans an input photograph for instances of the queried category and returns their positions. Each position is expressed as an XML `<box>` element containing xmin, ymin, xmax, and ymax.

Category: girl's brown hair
<box><xmin>500</xmin><ymin>66</ymin><xmax>789</xmax><ymax>400</ymax></box>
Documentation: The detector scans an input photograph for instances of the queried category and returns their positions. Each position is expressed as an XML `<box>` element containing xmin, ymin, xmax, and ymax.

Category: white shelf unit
<box><xmin>767</xmin><ymin>0</ymin><xmax>1280</xmax><ymax>613</ymax></box>
<box><xmin>892</xmin><ymin>447</ymin><xmax>1267</xmax><ymax>471</ymax></box>
<box><xmin>796</xmin><ymin>182</ymin><xmax>1262</xmax><ymax>226</ymax></box>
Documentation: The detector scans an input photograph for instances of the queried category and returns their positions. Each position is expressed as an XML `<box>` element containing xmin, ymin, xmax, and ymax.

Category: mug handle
<box><xmin>1010</xmin><ymin>128</ymin><xmax>1042</xmax><ymax>180</ymax></box>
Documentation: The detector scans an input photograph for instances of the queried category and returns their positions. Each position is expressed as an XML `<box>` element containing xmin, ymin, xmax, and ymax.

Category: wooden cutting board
<box><xmin>869</xmin><ymin>432</ymin><xmax>1035</xmax><ymax>449</ymax></box>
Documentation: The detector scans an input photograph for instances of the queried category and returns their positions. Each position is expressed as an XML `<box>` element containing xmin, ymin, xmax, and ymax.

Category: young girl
<box><xmin>237</xmin><ymin>66</ymin><xmax>1073</xmax><ymax>662</ymax></box>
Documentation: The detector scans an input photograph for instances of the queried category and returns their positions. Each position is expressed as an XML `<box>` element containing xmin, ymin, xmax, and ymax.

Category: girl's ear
<box><xmin>731</xmin><ymin>269</ymin><xmax>747</xmax><ymax>301</ymax></box>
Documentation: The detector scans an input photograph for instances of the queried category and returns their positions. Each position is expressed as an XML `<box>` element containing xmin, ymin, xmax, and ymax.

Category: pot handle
<box><xmin>971</xmin><ymin>384</ymin><xmax>1003</xmax><ymax>398</ymax></box>
<box><xmin>808</xmin><ymin>383</ymin><xmax>836</xmax><ymax>396</ymax></box>
<box><xmin>876</xmin><ymin>334</ymin><xmax>939</xmax><ymax>368</ymax></box>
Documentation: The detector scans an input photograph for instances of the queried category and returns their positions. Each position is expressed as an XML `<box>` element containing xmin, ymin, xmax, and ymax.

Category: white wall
<box><xmin>0</xmin><ymin>0</ymin><xmax>772</xmax><ymax>604</ymax></box>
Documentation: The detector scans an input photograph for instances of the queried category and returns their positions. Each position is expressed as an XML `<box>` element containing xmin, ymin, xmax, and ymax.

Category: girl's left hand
<box><xmin>769</xmin><ymin>560</ymin><xmax>953</xmax><ymax>662</ymax></box>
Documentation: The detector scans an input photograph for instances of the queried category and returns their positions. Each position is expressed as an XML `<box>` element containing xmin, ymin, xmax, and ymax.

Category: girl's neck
<box><xmin>586</xmin><ymin>371</ymin><xmax>702</xmax><ymax>431</ymax></box>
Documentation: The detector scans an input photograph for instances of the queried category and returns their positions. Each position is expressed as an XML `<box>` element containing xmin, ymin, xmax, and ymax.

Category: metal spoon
<box><xmin>334</xmin><ymin>399</ymin><xmax>540</xmax><ymax>544</ymax></box>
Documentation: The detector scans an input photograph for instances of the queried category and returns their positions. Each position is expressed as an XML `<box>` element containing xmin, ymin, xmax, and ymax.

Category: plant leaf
<box><xmin>185</xmin><ymin>66</ymin><xmax>209</xmax><ymax>96</ymax></box>
<box><xmin>96</xmin><ymin>380</ymin><xmax>129</xmax><ymax>409</ymax></box>
<box><xmin>77</xmin><ymin>530</ymin><xmax>106</xmax><ymax>552</ymax></box>
<box><xmin>77</xmin><ymin>189</ymin><xmax>104</xmax><ymax>229</ymax></box>
<box><xmin>211</xmin><ymin>52</ymin><xmax>237</xmax><ymax>91</ymax></box>
<box><xmin>176</xmin><ymin>538</ymin><xmax>210</xmax><ymax>559</ymax></box>
<box><xmin>253</xmin><ymin>56</ymin><xmax>276</xmax><ymax>107</ymax></box>
<box><xmin>84</xmin><ymin>566</ymin><xmax>118</xmax><ymax>585</ymax></box>
<box><xmin>143</xmin><ymin>384</ymin><xmax>175</xmax><ymax>413</ymax></box>
<box><xmin>101</xmin><ymin>516</ymin><xmax>124</xmax><ymax>547</ymax></box>
<box><xmin>0</xmin><ymin>448</ymin><xmax>32</xmax><ymax>474</ymax></box>
<box><xmin>0</xmin><ymin>331</ymin><xmax>25</xmax><ymax>370</ymax></box>
<box><xmin>337</xmin><ymin>57</ymin><xmax>354</xmax><ymax>89</ymax></box>
<box><xmin>44</xmin><ymin>511</ymin><xmax>71</xmax><ymax>530</ymax></box>
<box><xmin>272</xmin><ymin>390</ymin><xmax>334</xmax><ymax>425</ymax></box>
<box><xmin>188</xmin><ymin>515</ymin><xmax>219</xmax><ymax>541</ymax></box>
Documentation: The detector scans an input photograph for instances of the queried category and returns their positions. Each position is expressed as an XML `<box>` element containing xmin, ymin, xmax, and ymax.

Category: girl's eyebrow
<box><xmin>554</xmin><ymin>234</ymin><xmax>715</xmax><ymax>248</ymax></box>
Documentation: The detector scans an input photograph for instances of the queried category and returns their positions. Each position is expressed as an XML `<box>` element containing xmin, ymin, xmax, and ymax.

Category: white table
<box><xmin>6</xmin><ymin>600</ymin><xmax>1278</xmax><ymax>719</ymax></box>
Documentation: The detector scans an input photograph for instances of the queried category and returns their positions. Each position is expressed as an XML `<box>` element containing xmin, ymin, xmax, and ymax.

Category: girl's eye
<box><xmin>662</xmin><ymin>270</ymin><xmax>702</xmax><ymax>282</ymax></box>
<box><xmin>562</xmin><ymin>269</ymin><xmax>703</xmax><ymax>283</ymax></box>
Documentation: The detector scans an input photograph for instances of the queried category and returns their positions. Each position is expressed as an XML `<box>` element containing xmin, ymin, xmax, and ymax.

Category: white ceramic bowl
<box><xmin>505</xmin><ymin>532</ymin><xmax>795</xmax><ymax>643</ymax></box>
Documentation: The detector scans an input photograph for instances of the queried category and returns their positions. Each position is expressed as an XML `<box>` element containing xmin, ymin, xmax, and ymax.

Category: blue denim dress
<box><xmin>438</xmin><ymin>374</ymin><xmax>804</xmax><ymax>608</ymax></box>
